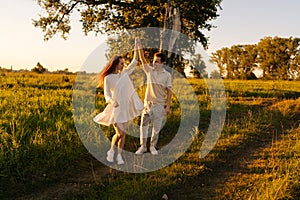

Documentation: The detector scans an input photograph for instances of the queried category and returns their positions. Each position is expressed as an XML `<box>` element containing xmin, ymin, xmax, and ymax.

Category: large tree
<box><xmin>286</xmin><ymin>37</ymin><xmax>300</xmax><ymax>79</ymax></box>
<box><xmin>209</xmin><ymin>47</ymin><xmax>229</xmax><ymax>79</ymax></box>
<box><xmin>34</xmin><ymin>1</ymin><xmax>222</xmax><ymax>76</ymax></box>
<box><xmin>257</xmin><ymin>36</ymin><xmax>300</xmax><ymax>80</ymax></box>
<box><xmin>226</xmin><ymin>44</ymin><xmax>257</xmax><ymax>79</ymax></box>
<box><xmin>33</xmin><ymin>0</ymin><xmax>222</xmax><ymax>49</ymax></box>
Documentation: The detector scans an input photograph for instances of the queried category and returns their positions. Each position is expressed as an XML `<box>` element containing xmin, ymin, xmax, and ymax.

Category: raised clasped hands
<box><xmin>135</xmin><ymin>37</ymin><xmax>142</xmax><ymax>49</ymax></box>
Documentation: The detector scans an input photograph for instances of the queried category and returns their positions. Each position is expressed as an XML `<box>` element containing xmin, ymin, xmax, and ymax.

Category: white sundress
<box><xmin>93</xmin><ymin>61</ymin><xmax>144</xmax><ymax>126</ymax></box>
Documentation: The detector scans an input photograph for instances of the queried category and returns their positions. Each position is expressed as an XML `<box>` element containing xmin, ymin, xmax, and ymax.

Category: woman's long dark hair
<box><xmin>97</xmin><ymin>55</ymin><xmax>123</xmax><ymax>88</ymax></box>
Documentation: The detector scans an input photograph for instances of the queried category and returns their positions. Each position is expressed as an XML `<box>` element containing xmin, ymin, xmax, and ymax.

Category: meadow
<box><xmin>0</xmin><ymin>72</ymin><xmax>299</xmax><ymax>199</ymax></box>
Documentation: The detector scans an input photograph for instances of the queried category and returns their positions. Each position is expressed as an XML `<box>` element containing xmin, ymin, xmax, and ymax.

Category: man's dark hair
<box><xmin>154</xmin><ymin>52</ymin><xmax>167</xmax><ymax>63</ymax></box>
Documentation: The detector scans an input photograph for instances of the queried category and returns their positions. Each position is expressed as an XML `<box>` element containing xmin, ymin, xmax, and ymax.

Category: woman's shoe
<box><xmin>106</xmin><ymin>149</ymin><xmax>114</xmax><ymax>162</ymax></box>
<box><xmin>116</xmin><ymin>154</ymin><xmax>124</xmax><ymax>165</ymax></box>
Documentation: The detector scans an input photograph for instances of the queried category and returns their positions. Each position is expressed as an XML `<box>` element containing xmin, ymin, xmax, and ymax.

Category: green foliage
<box><xmin>257</xmin><ymin>36</ymin><xmax>300</xmax><ymax>80</ymax></box>
<box><xmin>34</xmin><ymin>0</ymin><xmax>222</xmax><ymax>48</ymax></box>
<box><xmin>210</xmin><ymin>44</ymin><xmax>259</xmax><ymax>79</ymax></box>
<box><xmin>210</xmin><ymin>36</ymin><xmax>300</xmax><ymax>80</ymax></box>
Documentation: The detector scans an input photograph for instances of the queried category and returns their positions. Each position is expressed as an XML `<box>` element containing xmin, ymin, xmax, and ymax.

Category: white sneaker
<box><xmin>135</xmin><ymin>146</ymin><xmax>147</xmax><ymax>155</ymax></box>
<box><xmin>150</xmin><ymin>146</ymin><xmax>158</xmax><ymax>155</ymax></box>
<box><xmin>116</xmin><ymin>154</ymin><xmax>124</xmax><ymax>165</ymax></box>
<box><xmin>106</xmin><ymin>149</ymin><xmax>114</xmax><ymax>162</ymax></box>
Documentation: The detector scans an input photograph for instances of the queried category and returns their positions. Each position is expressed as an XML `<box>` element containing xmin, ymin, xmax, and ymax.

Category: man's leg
<box><xmin>150</xmin><ymin>104</ymin><xmax>164</xmax><ymax>152</ymax></box>
<box><xmin>140</xmin><ymin>112</ymin><xmax>150</xmax><ymax>147</ymax></box>
<box><xmin>135</xmin><ymin>112</ymin><xmax>150</xmax><ymax>155</ymax></box>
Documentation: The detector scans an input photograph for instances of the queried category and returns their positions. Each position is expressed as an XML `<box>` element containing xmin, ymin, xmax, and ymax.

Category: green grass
<box><xmin>1</xmin><ymin>73</ymin><xmax>300</xmax><ymax>199</ymax></box>
<box><xmin>0</xmin><ymin>73</ymin><xmax>89</xmax><ymax>197</ymax></box>
<box><xmin>213</xmin><ymin>98</ymin><xmax>300</xmax><ymax>200</ymax></box>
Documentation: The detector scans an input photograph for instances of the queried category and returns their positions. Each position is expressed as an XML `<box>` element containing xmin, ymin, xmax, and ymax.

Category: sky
<box><xmin>1</xmin><ymin>0</ymin><xmax>300</xmax><ymax>73</ymax></box>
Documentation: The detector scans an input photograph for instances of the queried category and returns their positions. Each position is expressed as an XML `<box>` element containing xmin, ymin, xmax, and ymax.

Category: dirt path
<box><xmin>166</xmin><ymin>133</ymin><xmax>275</xmax><ymax>199</ymax></box>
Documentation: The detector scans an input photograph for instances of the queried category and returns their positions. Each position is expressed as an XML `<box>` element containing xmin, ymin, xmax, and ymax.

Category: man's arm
<box><xmin>133</xmin><ymin>38</ymin><xmax>138</xmax><ymax>61</ymax></box>
<box><xmin>165</xmin><ymin>87</ymin><xmax>172</xmax><ymax>115</ymax></box>
<box><xmin>165</xmin><ymin>72</ymin><xmax>172</xmax><ymax>115</ymax></box>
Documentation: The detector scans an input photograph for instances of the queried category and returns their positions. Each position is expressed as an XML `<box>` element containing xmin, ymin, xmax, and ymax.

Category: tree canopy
<box><xmin>33</xmin><ymin>0</ymin><xmax>222</xmax><ymax>49</ymax></box>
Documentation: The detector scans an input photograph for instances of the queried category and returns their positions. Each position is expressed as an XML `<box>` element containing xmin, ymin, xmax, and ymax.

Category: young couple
<box><xmin>94</xmin><ymin>38</ymin><xmax>172</xmax><ymax>165</ymax></box>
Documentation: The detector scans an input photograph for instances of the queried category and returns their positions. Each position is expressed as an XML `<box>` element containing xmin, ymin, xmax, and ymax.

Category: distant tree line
<box><xmin>0</xmin><ymin>67</ymin><xmax>13</xmax><ymax>73</ymax></box>
<box><xmin>210</xmin><ymin>36</ymin><xmax>300</xmax><ymax>80</ymax></box>
<box><xmin>1</xmin><ymin>63</ymin><xmax>74</xmax><ymax>74</ymax></box>
<box><xmin>31</xmin><ymin>62</ymin><xmax>73</xmax><ymax>74</ymax></box>
<box><xmin>31</xmin><ymin>62</ymin><xmax>47</xmax><ymax>73</ymax></box>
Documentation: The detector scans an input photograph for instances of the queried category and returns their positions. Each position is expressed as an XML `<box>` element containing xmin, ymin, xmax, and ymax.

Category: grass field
<box><xmin>0</xmin><ymin>72</ymin><xmax>300</xmax><ymax>199</ymax></box>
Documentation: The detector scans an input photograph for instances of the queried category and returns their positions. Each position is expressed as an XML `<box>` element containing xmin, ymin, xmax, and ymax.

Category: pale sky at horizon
<box><xmin>1</xmin><ymin>0</ymin><xmax>300</xmax><ymax>73</ymax></box>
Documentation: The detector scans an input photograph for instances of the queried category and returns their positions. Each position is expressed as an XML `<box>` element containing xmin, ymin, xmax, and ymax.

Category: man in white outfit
<box><xmin>135</xmin><ymin>39</ymin><xmax>172</xmax><ymax>155</ymax></box>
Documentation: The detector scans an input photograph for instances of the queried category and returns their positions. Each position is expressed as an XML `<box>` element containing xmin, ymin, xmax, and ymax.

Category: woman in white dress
<box><xmin>94</xmin><ymin>38</ymin><xmax>144</xmax><ymax>165</ymax></box>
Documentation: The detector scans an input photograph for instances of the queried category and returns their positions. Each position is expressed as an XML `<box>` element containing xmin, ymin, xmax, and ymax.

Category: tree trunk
<box><xmin>160</xmin><ymin>1</ymin><xmax>181</xmax><ymax>72</ymax></box>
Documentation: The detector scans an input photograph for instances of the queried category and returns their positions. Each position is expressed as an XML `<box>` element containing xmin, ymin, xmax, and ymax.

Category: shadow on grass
<box><xmin>164</xmin><ymin>101</ymin><xmax>300</xmax><ymax>199</ymax></box>
<box><xmin>227</xmin><ymin>89</ymin><xmax>300</xmax><ymax>99</ymax></box>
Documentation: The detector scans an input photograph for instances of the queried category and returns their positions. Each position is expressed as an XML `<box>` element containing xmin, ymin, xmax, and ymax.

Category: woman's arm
<box><xmin>103</xmin><ymin>76</ymin><xmax>112</xmax><ymax>104</ymax></box>
<box><xmin>136</xmin><ymin>38</ymin><xmax>152</xmax><ymax>73</ymax></box>
<box><xmin>104</xmin><ymin>76</ymin><xmax>118</xmax><ymax>107</ymax></box>
<box><xmin>124</xmin><ymin>38</ymin><xmax>139</xmax><ymax>74</ymax></box>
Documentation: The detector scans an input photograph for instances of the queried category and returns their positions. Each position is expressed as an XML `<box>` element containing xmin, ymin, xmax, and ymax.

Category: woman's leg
<box><xmin>113</xmin><ymin>122</ymin><xmax>128</xmax><ymax>154</ymax></box>
<box><xmin>112</xmin><ymin>122</ymin><xmax>128</xmax><ymax>164</ymax></box>
<box><xmin>110</xmin><ymin>129</ymin><xmax>120</xmax><ymax>151</ymax></box>
<box><xmin>107</xmin><ymin>126</ymin><xmax>122</xmax><ymax>163</ymax></box>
